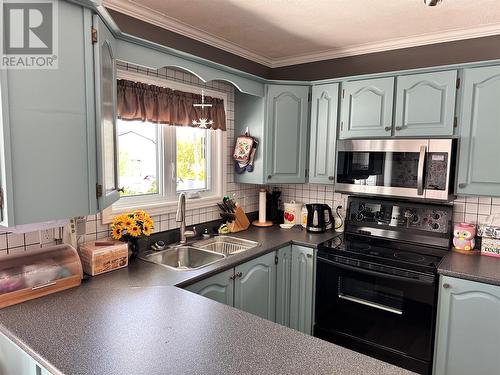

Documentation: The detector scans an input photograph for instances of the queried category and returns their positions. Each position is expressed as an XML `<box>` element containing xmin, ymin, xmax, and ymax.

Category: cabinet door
<box><xmin>340</xmin><ymin>77</ymin><xmax>394</xmax><ymax>139</ymax></box>
<box><xmin>434</xmin><ymin>276</ymin><xmax>500</xmax><ymax>375</ymax></box>
<box><xmin>185</xmin><ymin>269</ymin><xmax>234</xmax><ymax>306</ymax></box>
<box><xmin>93</xmin><ymin>15</ymin><xmax>120</xmax><ymax>209</ymax></box>
<box><xmin>276</xmin><ymin>246</ymin><xmax>292</xmax><ymax>327</ymax></box>
<box><xmin>309</xmin><ymin>83</ymin><xmax>339</xmax><ymax>184</ymax></box>
<box><xmin>0</xmin><ymin>332</ymin><xmax>40</xmax><ymax>375</ymax></box>
<box><xmin>456</xmin><ymin>65</ymin><xmax>500</xmax><ymax>196</ymax></box>
<box><xmin>266</xmin><ymin>85</ymin><xmax>309</xmax><ymax>183</ymax></box>
<box><xmin>290</xmin><ymin>245</ymin><xmax>314</xmax><ymax>334</ymax></box>
<box><xmin>394</xmin><ymin>71</ymin><xmax>457</xmax><ymax>137</ymax></box>
<box><xmin>234</xmin><ymin>251</ymin><xmax>276</xmax><ymax>321</ymax></box>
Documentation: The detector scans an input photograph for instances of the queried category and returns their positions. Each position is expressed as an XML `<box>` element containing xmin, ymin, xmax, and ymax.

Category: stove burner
<box><xmin>394</xmin><ymin>252</ymin><xmax>426</xmax><ymax>263</ymax></box>
<box><xmin>348</xmin><ymin>243</ymin><xmax>371</xmax><ymax>251</ymax></box>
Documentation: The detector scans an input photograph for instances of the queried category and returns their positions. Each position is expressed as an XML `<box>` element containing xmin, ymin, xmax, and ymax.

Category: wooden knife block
<box><xmin>229</xmin><ymin>206</ymin><xmax>250</xmax><ymax>233</ymax></box>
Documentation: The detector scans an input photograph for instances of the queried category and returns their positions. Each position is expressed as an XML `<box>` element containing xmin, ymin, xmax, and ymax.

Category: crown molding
<box><xmin>103</xmin><ymin>0</ymin><xmax>500</xmax><ymax>68</ymax></box>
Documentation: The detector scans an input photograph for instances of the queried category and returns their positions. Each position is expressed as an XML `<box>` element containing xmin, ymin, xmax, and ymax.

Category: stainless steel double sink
<box><xmin>139</xmin><ymin>236</ymin><xmax>259</xmax><ymax>271</ymax></box>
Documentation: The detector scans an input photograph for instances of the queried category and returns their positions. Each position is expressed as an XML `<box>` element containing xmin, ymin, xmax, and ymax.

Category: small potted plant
<box><xmin>111</xmin><ymin>210</ymin><xmax>154</xmax><ymax>258</ymax></box>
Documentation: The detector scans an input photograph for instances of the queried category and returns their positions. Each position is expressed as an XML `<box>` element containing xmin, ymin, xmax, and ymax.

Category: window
<box><xmin>106</xmin><ymin>71</ymin><xmax>227</xmax><ymax>220</ymax></box>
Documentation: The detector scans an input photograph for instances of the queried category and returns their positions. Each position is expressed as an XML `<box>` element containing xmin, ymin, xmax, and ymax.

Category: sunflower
<box><xmin>133</xmin><ymin>210</ymin><xmax>146</xmax><ymax>220</ymax></box>
<box><xmin>128</xmin><ymin>225</ymin><xmax>141</xmax><ymax>237</ymax></box>
<box><xmin>111</xmin><ymin>225</ymin><xmax>122</xmax><ymax>240</ymax></box>
<box><xmin>142</xmin><ymin>223</ymin><xmax>152</xmax><ymax>236</ymax></box>
<box><xmin>113</xmin><ymin>214</ymin><xmax>128</xmax><ymax>226</ymax></box>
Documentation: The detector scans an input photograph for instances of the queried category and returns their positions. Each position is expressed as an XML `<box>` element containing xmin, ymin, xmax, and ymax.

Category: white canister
<box><xmin>284</xmin><ymin>200</ymin><xmax>303</xmax><ymax>225</ymax></box>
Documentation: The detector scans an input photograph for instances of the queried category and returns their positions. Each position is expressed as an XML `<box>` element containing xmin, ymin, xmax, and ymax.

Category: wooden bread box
<box><xmin>79</xmin><ymin>239</ymin><xmax>128</xmax><ymax>276</ymax></box>
<box><xmin>0</xmin><ymin>244</ymin><xmax>83</xmax><ymax>309</ymax></box>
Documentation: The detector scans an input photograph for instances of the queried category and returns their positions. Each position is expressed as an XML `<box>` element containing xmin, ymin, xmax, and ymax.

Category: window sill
<box><xmin>101</xmin><ymin>194</ymin><xmax>223</xmax><ymax>224</ymax></box>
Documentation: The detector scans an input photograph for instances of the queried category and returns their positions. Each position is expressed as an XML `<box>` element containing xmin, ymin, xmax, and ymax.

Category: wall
<box><xmin>0</xmin><ymin>65</ymin><xmax>260</xmax><ymax>255</ymax></box>
<box><xmin>274</xmin><ymin>182</ymin><xmax>500</xmax><ymax>227</ymax></box>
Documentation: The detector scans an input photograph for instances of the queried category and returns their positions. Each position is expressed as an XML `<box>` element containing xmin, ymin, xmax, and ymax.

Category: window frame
<box><xmin>102</xmin><ymin>69</ymin><xmax>227</xmax><ymax>224</ymax></box>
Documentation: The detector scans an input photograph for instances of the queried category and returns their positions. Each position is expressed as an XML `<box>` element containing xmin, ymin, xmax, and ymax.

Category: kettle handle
<box><xmin>324</xmin><ymin>206</ymin><xmax>333</xmax><ymax>225</ymax></box>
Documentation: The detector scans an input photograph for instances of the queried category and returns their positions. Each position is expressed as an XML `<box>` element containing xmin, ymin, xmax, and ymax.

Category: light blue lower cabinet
<box><xmin>433</xmin><ymin>276</ymin><xmax>500</xmax><ymax>375</ymax></box>
<box><xmin>276</xmin><ymin>245</ymin><xmax>292</xmax><ymax>326</ymax></box>
<box><xmin>290</xmin><ymin>245</ymin><xmax>315</xmax><ymax>335</ymax></box>
<box><xmin>185</xmin><ymin>269</ymin><xmax>234</xmax><ymax>306</ymax></box>
<box><xmin>0</xmin><ymin>332</ymin><xmax>50</xmax><ymax>375</ymax></box>
<box><xmin>234</xmin><ymin>251</ymin><xmax>277</xmax><ymax>321</ymax></box>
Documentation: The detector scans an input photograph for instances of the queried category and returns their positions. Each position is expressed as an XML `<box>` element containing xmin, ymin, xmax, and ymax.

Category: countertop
<box><xmin>438</xmin><ymin>250</ymin><xmax>500</xmax><ymax>286</ymax></box>
<box><xmin>0</xmin><ymin>225</ymin><xmax>415</xmax><ymax>375</ymax></box>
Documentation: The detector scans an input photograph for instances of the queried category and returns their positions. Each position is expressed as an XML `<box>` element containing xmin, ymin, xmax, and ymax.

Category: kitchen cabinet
<box><xmin>394</xmin><ymin>71</ymin><xmax>457</xmax><ymax>137</ymax></box>
<box><xmin>265</xmin><ymin>84</ymin><xmax>310</xmax><ymax>183</ymax></box>
<box><xmin>339</xmin><ymin>77</ymin><xmax>394</xmax><ymax>139</ymax></box>
<box><xmin>234</xmin><ymin>251</ymin><xmax>276</xmax><ymax>321</ymax></box>
<box><xmin>434</xmin><ymin>276</ymin><xmax>500</xmax><ymax>375</ymax></box>
<box><xmin>276</xmin><ymin>245</ymin><xmax>292</xmax><ymax>326</ymax></box>
<box><xmin>308</xmin><ymin>83</ymin><xmax>339</xmax><ymax>184</ymax></box>
<box><xmin>93</xmin><ymin>15</ymin><xmax>120</xmax><ymax>210</ymax></box>
<box><xmin>290</xmin><ymin>245</ymin><xmax>315</xmax><ymax>335</ymax></box>
<box><xmin>0</xmin><ymin>3</ymin><xmax>118</xmax><ymax>226</ymax></box>
<box><xmin>185</xmin><ymin>269</ymin><xmax>234</xmax><ymax>306</ymax></box>
<box><xmin>456</xmin><ymin>65</ymin><xmax>500</xmax><ymax>196</ymax></box>
<box><xmin>234</xmin><ymin>84</ymin><xmax>309</xmax><ymax>185</ymax></box>
<box><xmin>0</xmin><ymin>332</ymin><xmax>50</xmax><ymax>375</ymax></box>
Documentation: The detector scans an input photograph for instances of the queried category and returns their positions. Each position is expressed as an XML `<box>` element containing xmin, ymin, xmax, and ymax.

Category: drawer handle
<box><xmin>443</xmin><ymin>283</ymin><xmax>451</xmax><ymax>289</ymax></box>
<box><xmin>32</xmin><ymin>281</ymin><xmax>57</xmax><ymax>291</ymax></box>
<box><xmin>384</xmin><ymin>126</ymin><xmax>391</xmax><ymax>131</ymax></box>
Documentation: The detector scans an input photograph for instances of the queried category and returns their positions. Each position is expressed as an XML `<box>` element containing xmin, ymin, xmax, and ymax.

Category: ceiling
<box><xmin>103</xmin><ymin>0</ymin><xmax>500</xmax><ymax>67</ymax></box>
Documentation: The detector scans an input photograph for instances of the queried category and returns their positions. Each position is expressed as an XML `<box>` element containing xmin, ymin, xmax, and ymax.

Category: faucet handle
<box><xmin>185</xmin><ymin>226</ymin><xmax>197</xmax><ymax>238</ymax></box>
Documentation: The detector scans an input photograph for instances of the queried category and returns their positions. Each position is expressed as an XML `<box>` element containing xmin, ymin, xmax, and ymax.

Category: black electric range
<box><xmin>314</xmin><ymin>196</ymin><xmax>453</xmax><ymax>375</ymax></box>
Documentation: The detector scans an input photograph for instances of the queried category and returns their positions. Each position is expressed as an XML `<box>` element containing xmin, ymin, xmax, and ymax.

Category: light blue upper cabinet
<box><xmin>185</xmin><ymin>269</ymin><xmax>234</xmax><ymax>306</ymax></box>
<box><xmin>434</xmin><ymin>276</ymin><xmax>500</xmax><ymax>375</ymax></box>
<box><xmin>339</xmin><ymin>77</ymin><xmax>394</xmax><ymax>139</ymax></box>
<box><xmin>234</xmin><ymin>251</ymin><xmax>276</xmax><ymax>321</ymax></box>
<box><xmin>276</xmin><ymin>245</ymin><xmax>292</xmax><ymax>327</ymax></box>
<box><xmin>456</xmin><ymin>65</ymin><xmax>500</xmax><ymax>196</ymax></box>
<box><xmin>308</xmin><ymin>83</ymin><xmax>339</xmax><ymax>184</ymax></box>
<box><xmin>0</xmin><ymin>2</ymin><xmax>98</xmax><ymax>226</ymax></box>
<box><xmin>290</xmin><ymin>245</ymin><xmax>315</xmax><ymax>335</ymax></box>
<box><xmin>394</xmin><ymin>71</ymin><xmax>457</xmax><ymax>137</ymax></box>
<box><xmin>93</xmin><ymin>15</ymin><xmax>120</xmax><ymax>210</ymax></box>
<box><xmin>265</xmin><ymin>85</ymin><xmax>309</xmax><ymax>183</ymax></box>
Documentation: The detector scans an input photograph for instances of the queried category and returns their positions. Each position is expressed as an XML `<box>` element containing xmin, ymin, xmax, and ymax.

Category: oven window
<box><xmin>339</xmin><ymin>275</ymin><xmax>404</xmax><ymax>314</ymax></box>
<box><xmin>337</xmin><ymin>151</ymin><xmax>420</xmax><ymax>189</ymax></box>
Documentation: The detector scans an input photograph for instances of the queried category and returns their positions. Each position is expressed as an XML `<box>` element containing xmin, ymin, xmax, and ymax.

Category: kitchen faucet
<box><xmin>176</xmin><ymin>192</ymin><xmax>187</xmax><ymax>244</ymax></box>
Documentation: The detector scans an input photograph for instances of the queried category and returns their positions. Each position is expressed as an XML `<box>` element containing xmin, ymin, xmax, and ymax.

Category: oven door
<box><xmin>314</xmin><ymin>256</ymin><xmax>437</xmax><ymax>371</ymax></box>
<box><xmin>336</xmin><ymin>139</ymin><xmax>454</xmax><ymax>200</ymax></box>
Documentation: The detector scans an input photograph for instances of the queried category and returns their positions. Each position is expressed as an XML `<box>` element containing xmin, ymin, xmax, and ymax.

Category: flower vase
<box><xmin>127</xmin><ymin>239</ymin><xmax>138</xmax><ymax>260</ymax></box>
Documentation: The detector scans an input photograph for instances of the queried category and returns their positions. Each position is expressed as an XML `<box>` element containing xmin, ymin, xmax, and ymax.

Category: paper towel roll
<box><xmin>258</xmin><ymin>189</ymin><xmax>267</xmax><ymax>223</ymax></box>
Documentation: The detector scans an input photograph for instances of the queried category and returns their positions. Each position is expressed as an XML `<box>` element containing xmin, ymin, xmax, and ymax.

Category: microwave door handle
<box><xmin>417</xmin><ymin>145</ymin><xmax>427</xmax><ymax>196</ymax></box>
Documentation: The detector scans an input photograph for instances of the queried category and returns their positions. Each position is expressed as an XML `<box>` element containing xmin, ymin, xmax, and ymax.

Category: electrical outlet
<box><xmin>39</xmin><ymin>228</ymin><xmax>54</xmax><ymax>245</ymax></box>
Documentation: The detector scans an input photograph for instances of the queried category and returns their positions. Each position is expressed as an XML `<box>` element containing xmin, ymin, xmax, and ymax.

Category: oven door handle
<box><xmin>318</xmin><ymin>257</ymin><xmax>435</xmax><ymax>286</ymax></box>
<box><xmin>338</xmin><ymin>293</ymin><xmax>403</xmax><ymax>315</ymax></box>
<box><xmin>417</xmin><ymin>145</ymin><xmax>427</xmax><ymax>196</ymax></box>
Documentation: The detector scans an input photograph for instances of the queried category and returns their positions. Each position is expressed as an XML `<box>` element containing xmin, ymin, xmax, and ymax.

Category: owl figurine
<box><xmin>453</xmin><ymin>223</ymin><xmax>476</xmax><ymax>251</ymax></box>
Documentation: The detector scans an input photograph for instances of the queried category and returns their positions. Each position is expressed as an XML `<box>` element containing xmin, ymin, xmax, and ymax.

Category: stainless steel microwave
<box><xmin>335</xmin><ymin>139</ymin><xmax>457</xmax><ymax>201</ymax></box>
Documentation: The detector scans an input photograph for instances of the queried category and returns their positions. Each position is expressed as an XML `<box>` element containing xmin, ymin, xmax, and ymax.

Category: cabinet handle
<box><xmin>328</xmin><ymin>176</ymin><xmax>334</xmax><ymax>181</ymax></box>
<box><xmin>384</xmin><ymin>126</ymin><xmax>391</xmax><ymax>131</ymax></box>
<box><xmin>458</xmin><ymin>183</ymin><xmax>467</xmax><ymax>189</ymax></box>
<box><xmin>117</xmin><ymin>187</ymin><xmax>125</xmax><ymax>193</ymax></box>
<box><xmin>395</xmin><ymin>126</ymin><xmax>403</xmax><ymax>131</ymax></box>
<box><xmin>306</xmin><ymin>253</ymin><xmax>313</xmax><ymax>258</ymax></box>
<box><xmin>443</xmin><ymin>283</ymin><xmax>451</xmax><ymax>289</ymax></box>
<box><xmin>267</xmin><ymin>175</ymin><xmax>272</xmax><ymax>179</ymax></box>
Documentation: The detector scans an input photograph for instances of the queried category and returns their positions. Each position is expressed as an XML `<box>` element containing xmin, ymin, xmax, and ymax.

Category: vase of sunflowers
<box><xmin>111</xmin><ymin>210</ymin><xmax>154</xmax><ymax>259</ymax></box>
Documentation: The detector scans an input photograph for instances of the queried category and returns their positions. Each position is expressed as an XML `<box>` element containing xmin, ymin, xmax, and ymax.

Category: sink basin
<box><xmin>193</xmin><ymin>236</ymin><xmax>259</xmax><ymax>255</ymax></box>
<box><xmin>140</xmin><ymin>246</ymin><xmax>225</xmax><ymax>271</ymax></box>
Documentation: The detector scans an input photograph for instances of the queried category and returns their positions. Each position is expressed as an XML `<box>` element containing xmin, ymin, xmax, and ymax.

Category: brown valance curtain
<box><xmin>116</xmin><ymin>79</ymin><xmax>226</xmax><ymax>131</ymax></box>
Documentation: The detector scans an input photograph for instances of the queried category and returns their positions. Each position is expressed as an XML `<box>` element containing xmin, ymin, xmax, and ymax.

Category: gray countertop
<box><xmin>438</xmin><ymin>250</ymin><xmax>500</xmax><ymax>286</ymax></box>
<box><xmin>0</xmin><ymin>225</ymin><xmax>414</xmax><ymax>375</ymax></box>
